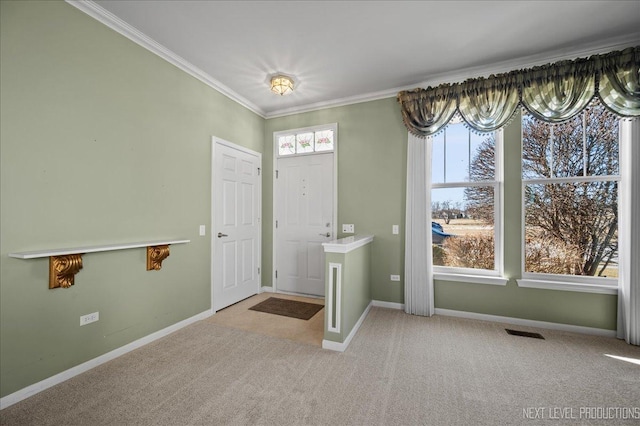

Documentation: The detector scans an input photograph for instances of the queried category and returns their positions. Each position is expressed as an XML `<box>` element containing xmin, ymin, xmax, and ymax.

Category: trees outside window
<box><xmin>521</xmin><ymin>104</ymin><xmax>619</xmax><ymax>278</ymax></box>
<box><xmin>430</xmin><ymin>119</ymin><xmax>500</xmax><ymax>273</ymax></box>
<box><xmin>454</xmin><ymin>103</ymin><xmax>619</xmax><ymax>281</ymax></box>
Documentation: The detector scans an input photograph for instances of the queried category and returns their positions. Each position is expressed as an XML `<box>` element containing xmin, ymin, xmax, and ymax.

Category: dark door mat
<box><xmin>506</xmin><ymin>329</ymin><xmax>545</xmax><ymax>339</ymax></box>
<box><xmin>249</xmin><ymin>297</ymin><xmax>324</xmax><ymax>320</ymax></box>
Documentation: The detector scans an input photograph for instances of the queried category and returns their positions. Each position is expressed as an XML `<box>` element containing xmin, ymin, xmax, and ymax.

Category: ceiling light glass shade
<box><xmin>270</xmin><ymin>75</ymin><xmax>294</xmax><ymax>96</ymax></box>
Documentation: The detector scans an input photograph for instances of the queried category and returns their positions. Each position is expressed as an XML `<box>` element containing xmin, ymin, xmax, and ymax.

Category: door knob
<box><xmin>319</xmin><ymin>232</ymin><xmax>331</xmax><ymax>238</ymax></box>
<box><xmin>217</xmin><ymin>232</ymin><xmax>228</xmax><ymax>238</ymax></box>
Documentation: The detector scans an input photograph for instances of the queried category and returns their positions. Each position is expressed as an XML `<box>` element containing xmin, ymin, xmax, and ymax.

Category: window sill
<box><xmin>434</xmin><ymin>273</ymin><xmax>508</xmax><ymax>286</ymax></box>
<box><xmin>516</xmin><ymin>279</ymin><xmax>618</xmax><ymax>295</ymax></box>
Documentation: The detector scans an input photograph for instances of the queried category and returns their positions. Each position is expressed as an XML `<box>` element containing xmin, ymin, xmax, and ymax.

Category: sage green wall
<box><xmin>1</xmin><ymin>0</ymin><xmax>619</xmax><ymax>402</ymax></box>
<box><xmin>263</xmin><ymin>100</ymin><xmax>617</xmax><ymax>331</ymax></box>
<box><xmin>324</xmin><ymin>245</ymin><xmax>372</xmax><ymax>343</ymax></box>
<box><xmin>0</xmin><ymin>1</ymin><xmax>263</xmax><ymax>398</ymax></box>
<box><xmin>264</xmin><ymin>99</ymin><xmax>408</xmax><ymax>304</ymax></box>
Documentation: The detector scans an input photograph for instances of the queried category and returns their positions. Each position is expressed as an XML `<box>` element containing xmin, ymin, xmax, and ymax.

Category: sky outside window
<box><xmin>432</xmin><ymin>121</ymin><xmax>493</xmax><ymax>206</ymax></box>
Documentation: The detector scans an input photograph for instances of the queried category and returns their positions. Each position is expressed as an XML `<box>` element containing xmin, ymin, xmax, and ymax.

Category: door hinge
<box><xmin>275</xmin><ymin>270</ymin><xmax>278</xmax><ymax>279</ymax></box>
<box><xmin>257</xmin><ymin>167</ymin><xmax>261</xmax><ymax>176</ymax></box>
<box><xmin>276</xmin><ymin>170</ymin><xmax>279</xmax><ymax>179</ymax></box>
<box><xmin>258</xmin><ymin>267</ymin><xmax>260</xmax><ymax>275</ymax></box>
<box><xmin>275</xmin><ymin>220</ymin><xmax>278</xmax><ymax>229</ymax></box>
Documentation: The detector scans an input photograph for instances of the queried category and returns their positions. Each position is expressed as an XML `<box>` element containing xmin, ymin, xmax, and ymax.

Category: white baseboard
<box><xmin>434</xmin><ymin>308</ymin><xmax>616</xmax><ymax>338</ymax></box>
<box><xmin>323</xmin><ymin>301</ymin><xmax>372</xmax><ymax>352</ymax></box>
<box><xmin>372</xmin><ymin>300</ymin><xmax>405</xmax><ymax>310</ymax></box>
<box><xmin>260</xmin><ymin>286</ymin><xmax>274</xmax><ymax>293</ymax></box>
<box><xmin>0</xmin><ymin>309</ymin><xmax>213</xmax><ymax>410</ymax></box>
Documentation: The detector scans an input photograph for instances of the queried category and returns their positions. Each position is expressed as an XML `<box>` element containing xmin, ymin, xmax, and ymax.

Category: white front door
<box><xmin>275</xmin><ymin>153</ymin><xmax>334</xmax><ymax>296</ymax></box>
<box><xmin>212</xmin><ymin>138</ymin><xmax>261</xmax><ymax>311</ymax></box>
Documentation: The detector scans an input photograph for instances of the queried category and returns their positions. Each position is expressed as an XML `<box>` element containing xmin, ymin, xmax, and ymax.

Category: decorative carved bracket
<box><xmin>10</xmin><ymin>239</ymin><xmax>189</xmax><ymax>289</ymax></box>
<box><xmin>49</xmin><ymin>254</ymin><xmax>84</xmax><ymax>289</ymax></box>
<box><xmin>146</xmin><ymin>245</ymin><xmax>170</xmax><ymax>271</ymax></box>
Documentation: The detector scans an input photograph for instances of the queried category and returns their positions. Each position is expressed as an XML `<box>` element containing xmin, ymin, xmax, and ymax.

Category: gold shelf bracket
<box><xmin>146</xmin><ymin>245</ymin><xmax>170</xmax><ymax>271</ymax></box>
<box><xmin>49</xmin><ymin>254</ymin><xmax>84</xmax><ymax>289</ymax></box>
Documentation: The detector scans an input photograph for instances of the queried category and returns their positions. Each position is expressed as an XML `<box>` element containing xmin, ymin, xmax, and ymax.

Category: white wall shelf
<box><xmin>8</xmin><ymin>239</ymin><xmax>190</xmax><ymax>259</ymax></box>
<box><xmin>8</xmin><ymin>239</ymin><xmax>190</xmax><ymax>289</ymax></box>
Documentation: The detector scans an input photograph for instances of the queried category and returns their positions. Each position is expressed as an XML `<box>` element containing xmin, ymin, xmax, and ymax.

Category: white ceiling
<box><xmin>83</xmin><ymin>0</ymin><xmax>640</xmax><ymax>118</ymax></box>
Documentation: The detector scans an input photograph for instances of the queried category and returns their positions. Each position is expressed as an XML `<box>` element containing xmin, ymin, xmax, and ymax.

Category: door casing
<box><xmin>272</xmin><ymin>123</ymin><xmax>338</xmax><ymax>296</ymax></box>
<box><xmin>211</xmin><ymin>136</ymin><xmax>262</xmax><ymax>312</ymax></box>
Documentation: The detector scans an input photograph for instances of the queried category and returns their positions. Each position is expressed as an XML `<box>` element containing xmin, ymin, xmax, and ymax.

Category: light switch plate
<box><xmin>199</xmin><ymin>225</ymin><xmax>206</xmax><ymax>236</ymax></box>
<box><xmin>342</xmin><ymin>224</ymin><xmax>355</xmax><ymax>233</ymax></box>
<box><xmin>390</xmin><ymin>275</ymin><xmax>400</xmax><ymax>282</ymax></box>
<box><xmin>392</xmin><ymin>225</ymin><xmax>399</xmax><ymax>235</ymax></box>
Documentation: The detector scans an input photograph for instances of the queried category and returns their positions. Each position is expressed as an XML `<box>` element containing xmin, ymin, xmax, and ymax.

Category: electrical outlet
<box><xmin>392</xmin><ymin>225</ymin><xmax>399</xmax><ymax>235</ymax></box>
<box><xmin>390</xmin><ymin>275</ymin><xmax>400</xmax><ymax>282</ymax></box>
<box><xmin>199</xmin><ymin>225</ymin><xmax>206</xmax><ymax>236</ymax></box>
<box><xmin>80</xmin><ymin>312</ymin><xmax>99</xmax><ymax>326</ymax></box>
<box><xmin>342</xmin><ymin>224</ymin><xmax>355</xmax><ymax>233</ymax></box>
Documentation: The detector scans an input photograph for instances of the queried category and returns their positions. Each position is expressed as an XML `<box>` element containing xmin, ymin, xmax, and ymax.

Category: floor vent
<box><xmin>505</xmin><ymin>329</ymin><xmax>545</xmax><ymax>339</ymax></box>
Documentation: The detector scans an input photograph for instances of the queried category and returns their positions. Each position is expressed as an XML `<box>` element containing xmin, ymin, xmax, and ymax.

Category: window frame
<box><xmin>518</xmin><ymin>108</ymin><xmax>621</xmax><ymax>292</ymax></box>
<box><xmin>274</xmin><ymin>123</ymin><xmax>337</xmax><ymax>158</ymax></box>
<box><xmin>430</xmin><ymin>123</ymin><xmax>504</xmax><ymax>280</ymax></box>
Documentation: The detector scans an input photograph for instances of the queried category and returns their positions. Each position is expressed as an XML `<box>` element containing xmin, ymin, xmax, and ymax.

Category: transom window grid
<box><xmin>431</xmin><ymin>118</ymin><xmax>503</xmax><ymax>275</ymax></box>
<box><xmin>521</xmin><ymin>104</ymin><xmax>620</xmax><ymax>285</ymax></box>
<box><xmin>277</xmin><ymin>128</ymin><xmax>335</xmax><ymax>157</ymax></box>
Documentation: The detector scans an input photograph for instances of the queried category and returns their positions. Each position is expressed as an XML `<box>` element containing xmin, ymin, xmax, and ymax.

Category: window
<box><xmin>277</xmin><ymin>128</ymin><xmax>334</xmax><ymax>156</ymax></box>
<box><xmin>431</xmin><ymin>117</ymin><xmax>502</xmax><ymax>275</ymax></box>
<box><xmin>521</xmin><ymin>104</ymin><xmax>619</xmax><ymax>285</ymax></box>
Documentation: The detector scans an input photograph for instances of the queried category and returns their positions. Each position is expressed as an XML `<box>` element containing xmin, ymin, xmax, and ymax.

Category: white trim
<box><xmin>322</xmin><ymin>235</ymin><xmax>374</xmax><ymax>254</ymax></box>
<box><xmin>517</xmin><ymin>279</ymin><xmax>618</xmax><ymax>295</ymax></box>
<box><xmin>520</xmin><ymin>111</ymin><xmax>623</xmax><ymax>287</ymax></box>
<box><xmin>272</xmin><ymin>123</ymin><xmax>338</xmax><ymax>294</ymax></box>
<box><xmin>523</xmin><ymin>175</ymin><xmax>620</xmax><ymax>185</ymax></box>
<box><xmin>211</xmin><ymin>137</ymin><xmax>262</xmax><ymax>312</ymax></box>
<box><xmin>434</xmin><ymin>273</ymin><xmax>508</xmax><ymax>286</ymax></box>
<box><xmin>8</xmin><ymin>239</ymin><xmax>189</xmax><ymax>259</ymax></box>
<box><xmin>260</xmin><ymin>286</ymin><xmax>274</xmax><ymax>293</ymax></box>
<box><xmin>434</xmin><ymin>308</ymin><xmax>616</xmax><ymax>338</ymax></box>
<box><xmin>66</xmin><ymin>2</ymin><xmax>639</xmax><ymax>120</ymax></box>
<box><xmin>0</xmin><ymin>309</ymin><xmax>213</xmax><ymax>410</ymax></box>
<box><xmin>372</xmin><ymin>300</ymin><xmax>405</xmax><ymax>310</ymax></box>
<box><xmin>323</xmin><ymin>301</ymin><xmax>372</xmax><ymax>352</ymax></box>
<box><xmin>266</xmin><ymin>35</ymin><xmax>640</xmax><ymax>118</ymax></box>
<box><xmin>274</xmin><ymin>123</ymin><xmax>337</xmax><ymax>159</ymax></box>
<box><xmin>65</xmin><ymin>1</ymin><xmax>265</xmax><ymax>117</ymax></box>
<box><xmin>327</xmin><ymin>263</ymin><xmax>342</xmax><ymax>333</ymax></box>
<box><xmin>430</xmin><ymin>126</ymin><xmax>503</xmax><ymax>276</ymax></box>
<box><xmin>266</xmin><ymin>88</ymin><xmax>401</xmax><ymax>119</ymax></box>
<box><xmin>414</xmin><ymin>34</ymin><xmax>640</xmax><ymax>95</ymax></box>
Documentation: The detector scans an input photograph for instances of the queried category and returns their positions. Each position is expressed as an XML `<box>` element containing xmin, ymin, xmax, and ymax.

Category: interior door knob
<box><xmin>319</xmin><ymin>232</ymin><xmax>331</xmax><ymax>237</ymax></box>
<box><xmin>217</xmin><ymin>232</ymin><xmax>228</xmax><ymax>238</ymax></box>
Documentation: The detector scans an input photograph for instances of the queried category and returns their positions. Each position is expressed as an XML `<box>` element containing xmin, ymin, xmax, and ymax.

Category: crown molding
<box><xmin>267</xmin><ymin>33</ymin><xmax>640</xmax><ymax>119</ymax></box>
<box><xmin>264</xmin><ymin>87</ymin><xmax>408</xmax><ymax>119</ymax></box>
<box><xmin>65</xmin><ymin>0</ymin><xmax>266</xmax><ymax>118</ymax></box>
<box><xmin>413</xmin><ymin>32</ymin><xmax>640</xmax><ymax>89</ymax></box>
<box><xmin>64</xmin><ymin>0</ymin><xmax>639</xmax><ymax>120</ymax></box>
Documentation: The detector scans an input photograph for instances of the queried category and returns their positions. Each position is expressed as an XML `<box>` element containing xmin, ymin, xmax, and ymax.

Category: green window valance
<box><xmin>398</xmin><ymin>46</ymin><xmax>640</xmax><ymax>137</ymax></box>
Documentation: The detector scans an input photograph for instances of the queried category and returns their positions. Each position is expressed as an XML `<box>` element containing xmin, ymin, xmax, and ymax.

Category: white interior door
<box><xmin>212</xmin><ymin>138</ymin><xmax>261</xmax><ymax>311</ymax></box>
<box><xmin>275</xmin><ymin>153</ymin><xmax>334</xmax><ymax>296</ymax></box>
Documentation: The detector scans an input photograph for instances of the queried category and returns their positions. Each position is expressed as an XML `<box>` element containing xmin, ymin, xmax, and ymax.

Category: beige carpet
<box><xmin>1</xmin><ymin>308</ymin><xmax>639</xmax><ymax>425</ymax></box>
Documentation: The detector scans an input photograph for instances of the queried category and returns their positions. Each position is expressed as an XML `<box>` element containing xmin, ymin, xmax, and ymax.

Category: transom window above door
<box><xmin>277</xmin><ymin>128</ymin><xmax>335</xmax><ymax>157</ymax></box>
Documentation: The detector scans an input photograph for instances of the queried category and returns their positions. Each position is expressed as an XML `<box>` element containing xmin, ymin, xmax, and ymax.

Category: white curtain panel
<box><xmin>404</xmin><ymin>133</ymin><xmax>434</xmax><ymax>316</ymax></box>
<box><xmin>617</xmin><ymin>118</ymin><xmax>640</xmax><ymax>345</ymax></box>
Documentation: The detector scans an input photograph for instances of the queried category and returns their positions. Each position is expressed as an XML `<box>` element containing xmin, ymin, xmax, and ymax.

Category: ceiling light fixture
<box><xmin>270</xmin><ymin>74</ymin><xmax>294</xmax><ymax>96</ymax></box>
